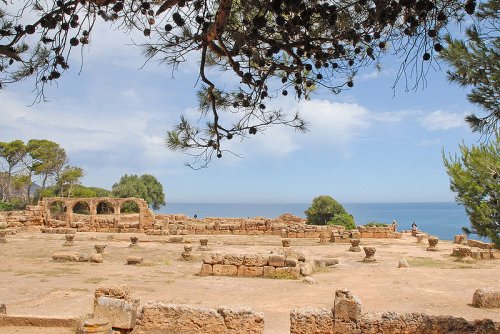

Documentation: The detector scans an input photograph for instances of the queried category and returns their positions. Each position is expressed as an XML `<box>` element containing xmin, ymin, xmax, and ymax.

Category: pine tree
<box><xmin>440</xmin><ymin>0</ymin><xmax>499</xmax><ymax>135</ymax></box>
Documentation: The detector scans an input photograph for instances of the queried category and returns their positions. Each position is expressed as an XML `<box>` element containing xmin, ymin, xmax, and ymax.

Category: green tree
<box><xmin>440</xmin><ymin>0</ymin><xmax>499</xmax><ymax>134</ymax></box>
<box><xmin>112</xmin><ymin>174</ymin><xmax>166</xmax><ymax>210</ymax></box>
<box><xmin>27</xmin><ymin>139</ymin><xmax>67</xmax><ymax>193</ymax></box>
<box><xmin>56</xmin><ymin>166</ymin><xmax>84</xmax><ymax>197</ymax></box>
<box><xmin>328</xmin><ymin>213</ymin><xmax>356</xmax><ymax>230</ymax></box>
<box><xmin>0</xmin><ymin>0</ymin><xmax>476</xmax><ymax>167</ymax></box>
<box><xmin>0</xmin><ymin>140</ymin><xmax>27</xmax><ymax>201</ymax></box>
<box><xmin>305</xmin><ymin>195</ymin><xmax>347</xmax><ymax>225</ymax></box>
<box><xmin>443</xmin><ymin>134</ymin><xmax>500</xmax><ymax>247</ymax></box>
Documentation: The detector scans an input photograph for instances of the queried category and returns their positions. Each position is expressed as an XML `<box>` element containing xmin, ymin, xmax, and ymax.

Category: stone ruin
<box><xmin>199</xmin><ymin>250</ymin><xmax>331</xmax><ymax>279</ymax></box>
<box><xmin>451</xmin><ymin>238</ymin><xmax>498</xmax><ymax>261</ymax></box>
<box><xmin>363</xmin><ymin>247</ymin><xmax>376</xmax><ymax>263</ymax></box>
<box><xmin>1</xmin><ymin>286</ymin><xmax>499</xmax><ymax>334</ymax></box>
<box><xmin>290</xmin><ymin>289</ymin><xmax>500</xmax><ymax>334</ymax></box>
<box><xmin>427</xmin><ymin>236</ymin><xmax>439</xmax><ymax>251</ymax></box>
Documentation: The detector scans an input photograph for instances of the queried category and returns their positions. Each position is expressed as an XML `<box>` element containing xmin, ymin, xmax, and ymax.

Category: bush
<box><xmin>365</xmin><ymin>222</ymin><xmax>388</xmax><ymax>227</ymax></box>
<box><xmin>0</xmin><ymin>199</ymin><xmax>25</xmax><ymax>211</ymax></box>
<box><xmin>305</xmin><ymin>195</ymin><xmax>347</xmax><ymax>225</ymax></box>
<box><xmin>0</xmin><ymin>201</ymin><xmax>15</xmax><ymax>211</ymax></box>
<box><xmin>328</xmin><ymin>213</ymin><xmax>356</xmax><ymax>230</ymax></box>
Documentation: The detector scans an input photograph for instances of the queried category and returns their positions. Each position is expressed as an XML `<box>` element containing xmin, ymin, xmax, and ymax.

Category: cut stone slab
<box><xmin>52</xmin><ymin>252</ymin><xmax>79</xmax><ymax>262</ymax></box>
<box><xmin>94</xmin><ymin>296</ymin><xmax>137</xmax><ymax>330</ymax></box>
<box><xmin>126</xmin><ymin>256</ymin><xmax>143</xmax><ymax>265</ymax></box>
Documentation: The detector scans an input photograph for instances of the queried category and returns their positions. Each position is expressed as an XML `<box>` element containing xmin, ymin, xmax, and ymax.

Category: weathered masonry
<box><xmin>41</xmin><ymin>197</ymin><xmax>155</xmax><ymax>231</ymax></box>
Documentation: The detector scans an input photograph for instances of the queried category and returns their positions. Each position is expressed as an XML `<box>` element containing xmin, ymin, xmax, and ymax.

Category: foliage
<box><xmin>443</xmin><ymin>134</ymin><xmax>500</xmax><ymax>247</ymax></box>
<box><xmin>305</xmin><ymin>195</ymin><xmax>347</xmax><ymax>225</ymax></box>
<box><xmin>328</xmin><ymin>213</ymin><xmax>356</xmax><ymax>230</ymax></box>
<box><xmin>56</xmin><ymin>165</ymin><xmax>84</xmax><ymax>197</ymax></box>
<box><xmin>38</xmin><ymin>186</ymin><xmax>56</xmax><ymax>199</ymax></box>
<box><xmin>112</xmin><ymin>174</ymin><xmax>166</xmax><ymax>210</ymax></box>
<box><xmin>440</xmin><ymin>0</ymin><xmax>499</xmax><ymax>134</ymax></box>
<box><xmin>121</xmin><ymin>201</ymin><xmax>140</xmax><ymax>213</ymax></box>
<box><xmin>0</xmin><ymin>200</ymin><xmax>15</xmax><ymax>211</ymax></box>
<box><xmin>0</xmin><ymin>140</ymin><xmax>27</xmax><ymax>201</ymax></box>
<box><xmin>71</xmin><ymin>185</ymin><xmax>98</xmax><ymax>198</ymax></box>
<box><xmin>27</xmin><ymin>139</ymin><xmax>67</xmax><ymax>191</ymax></box>
<box><xmin>0</xmin><ymin>0</ymin><xmax>477</xmax><ymax>167</ymax></box>
<box><xmin>88</xmin><ymin>187</ymin><xmax>111</xmax><ymax>197</ymax></box>
<box><xmin>365</xmin><ymin>221</ymin><xmax>388</xmax><ymax>227</ymax></box>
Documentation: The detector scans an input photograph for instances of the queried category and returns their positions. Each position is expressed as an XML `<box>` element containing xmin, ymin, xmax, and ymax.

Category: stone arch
<box><xmin>41</xmin><ymin>197</ymin><xmax>155</xmax><ymax>230</ymax></box>
<box><xmin>120</xmin><ymin>199</ymin><xmax>140</xmax><ymax>213</ymax></box>
<box><xmin>96</xmin><ymin>200</ymin><xmax>114</xmax><ymax>214</ymax></box>
<box><xmin>72</xmin><ymin>201</ymin><xmax>91</xmax><ymax>215</ymax></box>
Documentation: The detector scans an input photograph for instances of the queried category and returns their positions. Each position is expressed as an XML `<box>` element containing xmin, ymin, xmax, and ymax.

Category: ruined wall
<box><xmin>290</xmin><ymin>289</ymin><xmax>500</xmax><ymax>334</ymax></box>
<box><xmin>357</xmin><ymin>225</ymin><xmax>402</xmax><ymax>239</ymax></box>
<box><xmin>199</xmin><ymin>250</ymin><xmax>315</xmax><ymax>279</ymax></box>
<box><xmin>132</xmin><ymin>303</ymin><xmax>264</xmax><ymax>334</ymax></box>
<box><xmin>152</xmin><ymin>214</ymin><xmax>358</xmax><ymax>240</ymax></box>
<box><xmin>4</xmin><ymin>205</ymin><xmax>404</xmax><ymax>240</ymax></box>
<box><xmin>0</xmin><ymin>205</ymin><xmax>44</xmax><ymax>229</ymax></box>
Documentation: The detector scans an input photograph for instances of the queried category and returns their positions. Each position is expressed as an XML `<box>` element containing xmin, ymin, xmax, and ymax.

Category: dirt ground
<box><xmin>0</xmin><ymin>231</ymin><xmax>498</xmax><ymax>334</ymax></box>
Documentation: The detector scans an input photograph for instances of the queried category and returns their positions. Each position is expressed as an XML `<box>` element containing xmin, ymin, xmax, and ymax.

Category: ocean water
<box><xmin>158</xmin><ymin>202</ymin><xmax>474</xmax><ymax>241</ymax></box>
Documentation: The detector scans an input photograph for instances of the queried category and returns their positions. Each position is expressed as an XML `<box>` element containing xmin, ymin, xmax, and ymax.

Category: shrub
<box><xmin>305</xmin><ymin>195</ymin><xmax>347</xmax><ymax>225</ymax></box>
<box><xmin>0</xmin><ymin>200</ymin><xmax>25</xmax><ymax>211</ymax></box>
<box><xmin>328</xmin><ymin>213</ymin><xmax>356</xmax><ymax>230</ymax></box>
<box><xmin>365</xmin><ymin>222</ymin><xmax>388</xmax><ymax>227</ymax></box>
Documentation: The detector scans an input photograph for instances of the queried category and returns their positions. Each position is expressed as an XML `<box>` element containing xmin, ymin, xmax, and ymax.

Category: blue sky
<box><xmin>0</xmin><ymin>20</ymin><xmax>481</xmax><ymax>204</ymax></box>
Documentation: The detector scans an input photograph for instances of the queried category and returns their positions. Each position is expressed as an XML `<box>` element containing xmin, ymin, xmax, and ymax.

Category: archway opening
<box><xmin>121</xmin><ymin>200</ymin><xmax>140</xmax><ymax>213</ymax></box>
<box><xmin>96</xmin><ymin>201</ymin><xmax>114</xmax><ymax>214</ymax></box>
<box><xmin>73</xmin><ymin>201</ymin><xmax>91</xmax><ymax>215</ymax></box>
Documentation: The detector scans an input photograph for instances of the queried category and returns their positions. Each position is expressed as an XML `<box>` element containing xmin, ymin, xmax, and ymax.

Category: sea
<box><xmin>158</xmin><ymin>202</ymin><xmax>479</xmax><ymax>242</ymax></box>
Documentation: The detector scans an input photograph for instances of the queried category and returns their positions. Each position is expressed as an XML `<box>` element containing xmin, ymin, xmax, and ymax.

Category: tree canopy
<box><xmin>305</xmin><ymin>195</ymin><xmax>347</xmax><ymax>225</ymax></box>
<box><xmin>0</xmin><ymin>0</ymin><xmax>477</xmax><ymax>167</ymax></box>
<box><xmin>0</xmin><ymin>138</ymin><xmax>84</xmax><ymax>206</ymax></box>
<box><xmin>111</xmin><ymin>174</ymin><xmax>166</xmax><ymax>210</ymax></box>
<box><xmin>440</xmin><ymin>0</ymin><xmax>499</xmax><ymax>135</ymax></box>
<box><xmin>443</xmin><ymin>134</ymin><xmax>499</xmax><ymax>247</ymax></box>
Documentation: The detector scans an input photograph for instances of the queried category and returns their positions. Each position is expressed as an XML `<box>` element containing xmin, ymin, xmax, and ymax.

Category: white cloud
<box><xmin>0</xmin><ymin>91</ymin><xmax>183</xmax><ymax>165</ymax></box>
<box><xmin>419</xmin><ymin>110</ymin><xmax>465</xmax><ymax>131</ymax></box>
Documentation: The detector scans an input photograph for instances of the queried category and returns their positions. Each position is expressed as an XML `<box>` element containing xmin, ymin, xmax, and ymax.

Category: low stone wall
<box><xmin>290</xmin><ymin>289</ymin><xmax>500</xmax><ymax>334</ymax></box>
<box><xmin>357</xmin><ymin>226</ymin><xmax>402</xmax><ymax>239</ymax></box>
<box><xmin>467</xmin><ymin>239</ymin><xmax>496</xmax><ymax>249</ymax></box>
<box><xmin>132</xmin><ymin>303</ymin><xmax>264</xmax><ymax>334</ymax></box>
<box><xmin>199</xmin><ymin>250</ymin><xmax>317</xmax><ymax>279</ymax></box>
<box><xmin>0</xmin><ymin>206</ymin><xmax>44</xmax><ymax>229</ymax></box>
<box><xmin>0</xmin><ymin>314</ymin><xmax>79</xmax><ymax>328</ymax></box>
<box><xmin>153</xmin><ymin>214</ymin><xmax>323</xmax><ymax>237</ymax></box>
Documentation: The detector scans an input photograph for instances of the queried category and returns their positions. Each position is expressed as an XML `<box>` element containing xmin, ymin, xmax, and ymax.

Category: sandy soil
<box><xmin>0</xmin><ymin>231</ymin><xmax>498</xmax><ymax>334</ymax></box>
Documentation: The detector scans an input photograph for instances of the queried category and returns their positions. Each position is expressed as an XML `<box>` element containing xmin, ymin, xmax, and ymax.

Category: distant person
<box><xmin>392</xmin><ymin>220</ymin><xmax>398</xmax><ymax>231</ymax></box>
<box><xmin>411</xmin><ymin>222</ymin><xmax>417</xmax><ymax>230</ymax></box>
<box><xmin>194</xmin><ymin>214</ymin><xmax>198</xmax><ymax>219</ymax></box>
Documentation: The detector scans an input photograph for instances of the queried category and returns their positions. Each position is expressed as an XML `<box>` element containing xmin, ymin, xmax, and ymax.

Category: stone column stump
<box><xmin>63</xmin><ymin>234</ymin><xmax>75</xmax><ymax>246</ymax></box>
<box><xmin>415</xmin><ymin>233</ymin><xmax>426</xmax><ymax>243</ymax></box>
<box><xmin>198</xmin><ymin>238</ymin><xmax>209</xmax><ymax>251</ymax></box>
<box><xmin>456</xmin><ymin>246</ymin><xmax>474</xmax><ymax>263</ymax></box>
<box><xmin>129</xmin><ymin>236</ymin><xmax>139</xmax><ymax>248</ymax></box>
<box><xmin>182</xmin><ymin>245</ymin><xmax>193</xmax><ymax>260</ymax></box>
<box><xmin>363</xmin><ymin>246</ymin><xmax>376</xmax><ymax>263</ymax></box>
<box><xmin>319</xmin><ymin>233</ymin><xmax>327</xmax><ymax>244</ymax></box>
<box><xmin>282</xmin><ymin>239</ymin><xmax>291</xmax><ymax>247</ymax></box>
<box><xmin>349</xmin><ymin>239</ymin><xmax>361</xmax><ymax>252</ymax></box>
<box><xmin>427</xmin><ymin>236</ymin><xmax>439</xmax><ymax>251</ymax></box>
<box><xmin>95</xmin><ymin>244</ymin><xmax>107</xmax><ymax>254</ymax></box>
<box><xmin>78</xmin><ymin>317</ymin><xmax>112</xmax><ymax>334</ymax></box>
